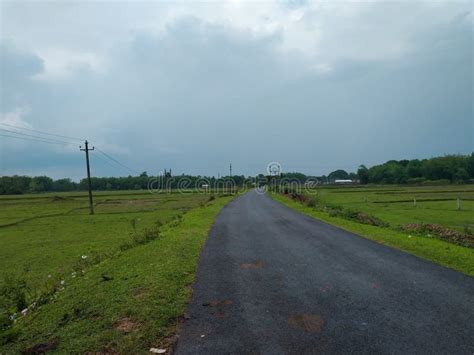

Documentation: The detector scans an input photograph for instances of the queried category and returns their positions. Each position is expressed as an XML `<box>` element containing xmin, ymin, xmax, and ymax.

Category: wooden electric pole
<box><xmin>80</xmin><ymin>140</ymin><xmax>95</xmax><ymax>215</ymax></box>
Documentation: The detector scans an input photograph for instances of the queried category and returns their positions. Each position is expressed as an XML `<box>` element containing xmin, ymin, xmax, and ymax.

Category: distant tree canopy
<box><xmin>1</xmin><ymin>154</ymin><xmax>473</xmax><ymax>194</ymax></box>
<box><xmin>0</xmin><ymin>173</ymin><xmax>250</xmax><ymax>195</ymax></box>
<box><xmin>328</xmin><ymin>169</ymin><xmax>349</xmax><ymax>182</ymax></box>
<box><xmin>357</xmin><ymin>154</ymin><xmax>474</xmax><ymax>184</ymax></box>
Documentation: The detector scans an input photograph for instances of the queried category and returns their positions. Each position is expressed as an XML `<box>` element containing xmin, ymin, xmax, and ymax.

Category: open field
<box><xmin>307</xmin><ymin>184</ymin><xmax>474</xmax><ymax>233</ymax></box>
<box><xmin>0</xmin><ymin>190</ymin><xmax>233</xmax><ymax>352</ymax></box>
<box><xmin>272</xmin><ymin>184</ymin><xmax>474</xmax><ymax>276</ymax></box>
<box><xmin>0</xmin><ymin>190</ymin><xmax>210</xmax><ymax>290</ymax></box>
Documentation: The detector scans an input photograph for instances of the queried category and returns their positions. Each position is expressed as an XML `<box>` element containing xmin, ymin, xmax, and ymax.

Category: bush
<box><xmin>402</xmin><ymin>223</ymin><xmax>474</xmax><ymax>248</ymax></box>
<box><xmin>306</xmin><ymin>197</ymin><xmax>318</xmax><ymax>208</ymax></box>
<box><xmin>130</xmin><ymin>227</ymin><xmax>160</xmax><ymax>245</ymax></box>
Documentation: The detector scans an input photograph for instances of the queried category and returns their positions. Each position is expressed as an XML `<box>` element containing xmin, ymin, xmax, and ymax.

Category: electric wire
<box><xmin>91</xmin><ymin>150</ymin><xmax>136</xmax><ymax>174</ymax></box>
<box><xmin>94</xmin><ymin>148</ymin><xmax>140</xmax><ymax>175</ymax></box>
<box><xmin>0</xmin><ymin>133</ymin><xmax>71</xmax><ymax>146</ymax></box>
<box><xmin>0</xmin><ymin>122</ymin><xmax>84</xmax><ymax>142</ymax></box>
<box><xmin>0</xmin><ymin>128</ymin><xmax>75</xmax><ymax>145</ymax></box>
<box><xmin>1</xmin><ymin>124</ymin><xmax>142</xmax><ymax>176</ymax></box>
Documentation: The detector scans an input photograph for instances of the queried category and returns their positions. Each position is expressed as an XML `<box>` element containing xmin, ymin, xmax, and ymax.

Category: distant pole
<box><xmin>229</xmin><ymin>163</ymin><xmax>232</xmax><ymax>177</ymax></box>
<box><xmin>457</xmin><ymin>197</ymin><xmax>461</xmax><ymax>210</ymax></box>
<box><xmin>413</xmin><ymin>197</ymin><xmax>417</xmax><ymax>207</ymax></box>
<box><xmin>80</xmin><ymin>140</ymin><xmax>95</xmax><ymax>215</ymax></box>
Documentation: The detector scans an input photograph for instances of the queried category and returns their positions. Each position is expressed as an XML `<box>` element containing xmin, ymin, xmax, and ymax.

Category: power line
<box><xmin>91</xmin><ymin>150</ymin><xmax>135</xmax><ymax>174</ymax></box>
<box><xmin>0</xmin><ymin>122</ymin><xmax>84</xmax><ymax>142</ymax></box>
<box><xmin>95</xmin><ymin>147</ymin><xmax>140</xmax><ymax>175</ymax></box>
<box><xmin>0</xmin><ymin>133</ymin><xmax>71</xmax><ymax>146</ymax></box>
<box><xmin>1</xmin><ymin>123</ymin><xmax>142</xmax><ymax>176</ymax></box>
<box><xmin>0</xmin><ymin>128</ymin><xmax>74</xmax><ymax>145</ymax></box>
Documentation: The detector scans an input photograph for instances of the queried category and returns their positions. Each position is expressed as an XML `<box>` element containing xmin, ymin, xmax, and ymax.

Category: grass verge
<box><xmin>271</xmin><ymin>193</ymin><xmax>474</xmax><ymax>277</ymax></box>
<box><xmin>1</xmin><ymin>195</ymin><xmax>233</xmax><ymax>354</ymax></box>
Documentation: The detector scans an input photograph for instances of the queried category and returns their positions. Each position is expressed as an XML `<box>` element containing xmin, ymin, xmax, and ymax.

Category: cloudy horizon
<box><xmin>1</xmin><ymin>0</ymin><xmax>472</xmax><ymax>180</ymax></box>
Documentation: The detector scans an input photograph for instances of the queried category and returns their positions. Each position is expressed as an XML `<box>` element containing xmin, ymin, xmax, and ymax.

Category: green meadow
<box><xmin>309</xmin><ymin>184</ymin><xmax>474</xmax><ymax>232</ymax></box>
<box><xmin>0</xmin><ymin>190</ymin><xmax>233</xmax><ymax>353</ymax></box>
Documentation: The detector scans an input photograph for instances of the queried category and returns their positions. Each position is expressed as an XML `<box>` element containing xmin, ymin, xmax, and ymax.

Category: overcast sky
<box><xmin>0</xmin><ymin>0</ymin><xmax>472</xmax><ymax>179</ymax></box>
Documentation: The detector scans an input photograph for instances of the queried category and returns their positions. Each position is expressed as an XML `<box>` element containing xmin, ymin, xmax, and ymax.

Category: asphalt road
<box><xmin>175</xmin><ymin>190</ymin><xmax>474</xmax><ymax>354</ymax></box>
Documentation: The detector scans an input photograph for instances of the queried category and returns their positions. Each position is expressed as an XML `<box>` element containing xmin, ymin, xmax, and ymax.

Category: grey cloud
<box><xmin>0</xmin><ymin>6</ymin><xmax>472</xmax><ymax>178</ymax></box>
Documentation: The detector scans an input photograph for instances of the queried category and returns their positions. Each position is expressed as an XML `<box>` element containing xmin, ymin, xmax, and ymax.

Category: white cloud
<box><xmin>0</xmin><ymin>106</ymin><xmax>32</xmax><ymax>128</ymax></box>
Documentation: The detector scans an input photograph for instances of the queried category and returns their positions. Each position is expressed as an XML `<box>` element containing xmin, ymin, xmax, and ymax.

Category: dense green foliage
<box><xmin>0</xmin><ymin>173</ymin><xmax>251</xmax><ymax>195</ymax></box>
<box><xmin>357</xmin><ymin>154</ymin><xmax>474</xmax><ymax>184</ymax></box>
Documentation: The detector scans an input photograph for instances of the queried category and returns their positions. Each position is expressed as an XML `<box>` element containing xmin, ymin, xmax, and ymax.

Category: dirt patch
<box><xmin>50</xmin><ymin>196</ymin><xmax>71</xmax><ymax>202</ymax></box>
<box><xmin>132</xmin><ymin>287</ymin><xmax>148</xmax><ymax>299</ymax></box>
<box><xmin>288</xmin><ymin>314</ymin><xmax>324</xmax><ymax>333</ymax></box>
<box><xmin>115</xmin><ymin>317</ymin><xmax>139</xmax><ymax>333</ymax></box>
<box><xmin>23</xmin><ymin>339</ymin><xmax>59</xmax><ymax>354</ymax></box>
<box><xmin>240</xmin><ymin>260</ymin><xmax>266</xmax><ymax>269</ymax></box>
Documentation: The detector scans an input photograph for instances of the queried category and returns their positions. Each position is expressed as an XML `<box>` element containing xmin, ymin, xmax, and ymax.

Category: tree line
<box><xmin>1</xmin><ymin>154</ymin><xmax>473</xmax><ymax>194</ymax></box>
<box><xmin>0</xmin><ymin>172</ymin><xmax>252</xmax><ymax>195</ymax></box>
<box><xmin>356</xmin><ymin>154</ymin><xmax>474</xmax><ymax>184</ymax></box>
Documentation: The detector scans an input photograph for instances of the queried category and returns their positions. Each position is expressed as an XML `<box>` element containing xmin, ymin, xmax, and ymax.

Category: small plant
<box><xmin>0</xmin><ymin>275</ymin><xmax>29</xmax><ymax>313</ymax></box>
<box><xmin>306</xmin><ymin>197</ymin><xmax>318</xmax><ymax>208</ymax></box>
<box><xmin>130</xmin><ymin>218</ymin><xmax>138</xmax><ymax>234</ymax></box>
<box><xmin>463</xmin><ymin>224</ymin><xmax>473</xmax><ymax>236</ymax></box>
<box><xmin>130</xmin><ymin>226</ymin><xmax>160</xmax><ymax>245</ymax></box>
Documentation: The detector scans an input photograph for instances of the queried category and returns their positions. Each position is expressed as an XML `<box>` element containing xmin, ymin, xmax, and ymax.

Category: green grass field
<box><xmin>272</xmin><ymin>184</ymin><xmax>474</xmax><ymax>276</ymax></box>
<box><xmin>307</xmin><ymin>184</ymin><xmax>474</xmax><ymax>232</ymax></box>
<box><xmin>0</xmin><ymin>190</ymin><xmax>233</xmax><ymax>353</ymax></box>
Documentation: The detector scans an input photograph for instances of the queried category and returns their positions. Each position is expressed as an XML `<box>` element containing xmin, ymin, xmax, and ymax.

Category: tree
<box><xmin>328</xmin><ymin>170</ymin><xmax>349</xmax><ymax>182</ymax></box>
<box><xmin>29</xmin><ymin>176</ymin><xmax>53</xmax><ymax>192</ymax></box>
<box><xmin>357</xmin><ymin>165</ymin><xmax>369</xmax><ymax>184</ymax></box>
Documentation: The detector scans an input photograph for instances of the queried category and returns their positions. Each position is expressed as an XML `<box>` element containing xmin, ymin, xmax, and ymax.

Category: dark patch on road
<box><xmin>240</xmin><ymin>260</ymin><xmax>266</xmax><ymax>269</ymax></box>
<box><xmin>175</xmin><ymin>190</ymin><xmax>474</xmax><ymax>354</ymax></box>
<box><xmin>288</xmin><ymin>314</ymin><xmax>324</xmax><ymax>333</ymax></box>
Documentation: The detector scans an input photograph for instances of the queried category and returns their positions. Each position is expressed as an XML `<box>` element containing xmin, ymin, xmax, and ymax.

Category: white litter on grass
<box><xmin>81</xmin><ymin>255</ymin><xmax>88</xmax><ymax>259</ymax></box>
<box><xmin>408</xmin><ymin>235</ymin><xmax>413</xmax><ymax>238</ymax></box>
<box><xmin>60</xmin><ymin>280</ymin><xmax>65</xmax><ymax>285</ymax></box>
<box><xmin>47</xmin><ymin>274</ymin><xmax>52</xmax><ymax>278</ymax></box>
<box><xmin>149</xmin><ymin>348</ymin><xmax>166</xmax><ymax>353</ymax></box>
<box><xmin>21</xmin><ymin>308</ymin><xmax>28</xmax><ymax>316</ymax></box>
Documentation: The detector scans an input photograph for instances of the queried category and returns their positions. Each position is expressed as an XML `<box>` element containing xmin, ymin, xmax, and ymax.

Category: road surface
<box><xmin>175</xmin><ymin>190</ymin><xmax>474</xmax><ymax>354</ymax></box>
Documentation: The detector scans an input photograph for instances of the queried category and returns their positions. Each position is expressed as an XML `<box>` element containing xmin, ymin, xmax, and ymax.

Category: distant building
<box><xmin>334</xmin><ymin>179</ymin><xmax>353</xmax><ymax>184</ymax></box>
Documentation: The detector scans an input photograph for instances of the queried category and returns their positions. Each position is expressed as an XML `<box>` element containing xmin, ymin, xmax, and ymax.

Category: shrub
<box><xmin>402</xmin><ymin>223</ymin><xmax>474</xmax><ymax>248</ymax></box>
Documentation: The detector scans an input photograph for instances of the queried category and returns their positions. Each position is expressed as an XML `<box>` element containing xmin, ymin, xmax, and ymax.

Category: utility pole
<box><xmin>229</xmin><ymin>163</ymin><xmax>232</xmax><ymax>177</ymax></box>
<box><xmin>80</xmin><ymin>140</ymin><xmax>95</xmax><ymax>215</ymax></box>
